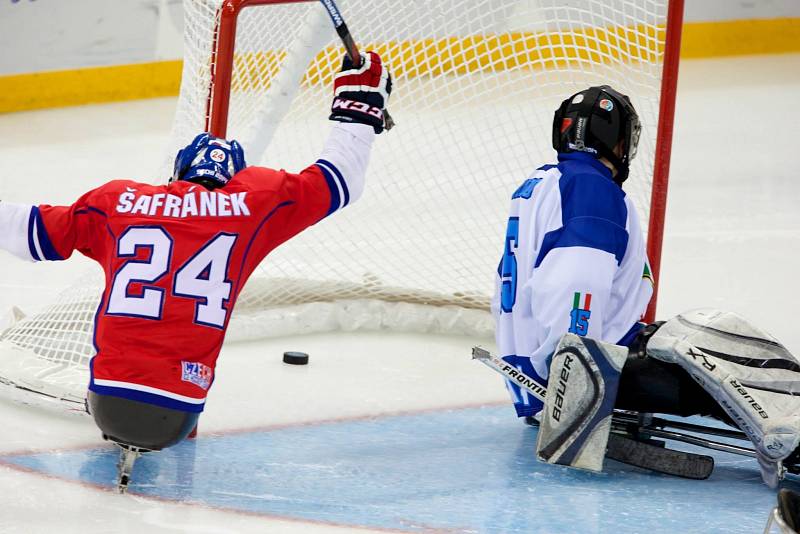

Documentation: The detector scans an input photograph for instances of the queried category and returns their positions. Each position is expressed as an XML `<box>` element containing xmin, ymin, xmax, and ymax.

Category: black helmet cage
<box><xmin>552</xmin><ymin>85</ymin><xmax>641</xmax><ymax>184</ymax></box>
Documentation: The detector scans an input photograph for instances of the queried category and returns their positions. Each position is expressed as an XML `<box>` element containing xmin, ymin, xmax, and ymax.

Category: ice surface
<box><xmin>0</xmin><ymin>54</ymin><xmax>799</xmax><ymax>533</ymax></box>
<box><xmin>0</xmin><ymin>408</ymin><xmax>784</xmax><ymax>533</ymax></box>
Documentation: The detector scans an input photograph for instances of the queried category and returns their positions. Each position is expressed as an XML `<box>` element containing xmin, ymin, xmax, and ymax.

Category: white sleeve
<box><xmin>0</xmin><ymin>202</ymin><xmax>36</xmax><ymax>262</ymax></box>
<box><xmin>315</xmin><ymin>122</ymin><xmax>375</xmax><ymax>210</ymax></box>
<box><xmin>526</xmin><ymin>246</ymin><xmax>617</xmax><ymax>378</ymax></box>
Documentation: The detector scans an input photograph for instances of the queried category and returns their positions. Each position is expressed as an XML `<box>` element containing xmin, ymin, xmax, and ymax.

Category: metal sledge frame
<box><xmin>612</xmin><ymin>411</ymin><xmax>756</xmax><ymax>459</ymax></box>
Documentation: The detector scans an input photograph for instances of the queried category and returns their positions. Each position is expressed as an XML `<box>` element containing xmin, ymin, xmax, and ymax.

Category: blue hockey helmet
<box><xmin>172</xmin><ymin>133</ymin><xmax>246</xmax><ymax>188</ymax></box>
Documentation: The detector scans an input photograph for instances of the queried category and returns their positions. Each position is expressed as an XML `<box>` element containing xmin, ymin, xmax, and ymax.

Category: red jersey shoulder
<box><xmin>228</xmin><ymin>166</ymin><xmax>288</xmax><ymax>195</ymax></box>
<box><xmin>82</xmin><ymin>179</ymin><xmax>159</xmax><ymax>213</ymax></box>
<box><xmin>229</xmin><ymin>164</ymin><xmax>330</xmax><ymax>211</ymax></box>
<box><xmin>230</xmin><ymin>165</ymin><xmax>328</xmax><ymax>193</ymax></box>
<box><xmin>30</xmin><ymin>180</ymin><xmax>148</xmax><ymax>261</ymax></box>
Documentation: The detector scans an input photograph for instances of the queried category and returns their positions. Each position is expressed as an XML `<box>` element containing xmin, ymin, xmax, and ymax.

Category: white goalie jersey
<box><xmin>491</xmin><ymin>151</ymin><xmax>653</xmax><ymax>416</ymax></box>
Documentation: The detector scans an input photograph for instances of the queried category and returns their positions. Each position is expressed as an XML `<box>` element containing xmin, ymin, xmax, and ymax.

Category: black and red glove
<box><xmin>329</xmin><ymin>51</ymin><xmax>392</xmax><ymax>134</ymax></box>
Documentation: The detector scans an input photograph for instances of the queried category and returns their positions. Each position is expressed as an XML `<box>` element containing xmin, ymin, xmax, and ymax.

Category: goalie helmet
<box><xmin>552</xmin><ymin>85</ymin><xmax>641</xmax><ymax>185</ymax></box>
<box><xmin>172</xmin><ymin>133</ymin><xmax>246</xmax><ymax>189</ymax></box>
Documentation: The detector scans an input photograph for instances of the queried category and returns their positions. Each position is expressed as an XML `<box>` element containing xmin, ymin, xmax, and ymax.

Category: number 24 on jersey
<box><xmin>106</xmin><ymin>226</ymin><xmax>237</xmax><ymax>329</ymax></box>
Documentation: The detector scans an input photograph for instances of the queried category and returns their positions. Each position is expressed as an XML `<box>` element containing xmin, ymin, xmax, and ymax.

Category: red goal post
<box><xmin>646</xmin><ymin>0</ymin><xmax>684</xmax><ymax>322</ymax></box>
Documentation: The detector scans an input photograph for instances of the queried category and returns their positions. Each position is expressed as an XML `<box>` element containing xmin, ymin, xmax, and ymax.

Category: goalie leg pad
<box><xmin>536</xmin><ymin>334</ymin><xmax>629</xmax><ymax>472</ymax></box>
<box><xmin>646</xmin><ymin>308</ymin><xmax>800</xmax><ymax>485</ymax></box>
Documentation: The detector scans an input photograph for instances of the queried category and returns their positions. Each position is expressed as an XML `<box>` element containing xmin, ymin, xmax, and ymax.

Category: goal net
<box><xmin>0</xmin><ymin>0</ymin><xmax>681</xmax><ymax>410</ymax></box>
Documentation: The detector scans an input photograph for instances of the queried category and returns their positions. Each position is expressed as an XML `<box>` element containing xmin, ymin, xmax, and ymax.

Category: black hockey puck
<box><xmin>283</xmin><ymin>351</ymin><xmax>309</xmax><ymax>365</ymax></box>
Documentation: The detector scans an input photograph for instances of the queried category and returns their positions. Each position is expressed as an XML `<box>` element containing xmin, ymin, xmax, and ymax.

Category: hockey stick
<box><xmin>606</xmin><ymin>433</ymin><xmax>713</xmax><ymax>480</ymax></box>
<box><xmin>472</xmin><ymin>346</ymin><xmax>547</xmax><ymax>401</ymax></box>
<box><xmin>319</xmin><ymin>0</ymin><xmax>396</xmax><ymax>131</ymax></box>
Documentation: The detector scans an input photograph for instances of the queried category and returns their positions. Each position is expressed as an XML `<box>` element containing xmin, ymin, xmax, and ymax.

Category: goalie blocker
<box><xmin>536</xmin><ymin>335</ymin><xmax>628</xmax><ymax>471</ymax></box>
<box><xmin>474</xmin><ymin>334</ymin><xmax>627</xmax><ymax>472</ymax></box>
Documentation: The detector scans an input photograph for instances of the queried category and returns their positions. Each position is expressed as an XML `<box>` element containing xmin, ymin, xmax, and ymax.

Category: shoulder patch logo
<box><xmin>569</xmin><ymin>292</ymin><xmax>592</xmax><ymax>336</ymax></box>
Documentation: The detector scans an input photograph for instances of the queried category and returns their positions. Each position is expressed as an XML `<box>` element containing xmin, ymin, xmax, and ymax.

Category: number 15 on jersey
<box><xmin>499</xmin><ymin>217</ymin><xmax>519</xmax><ymax>313</ymax></box>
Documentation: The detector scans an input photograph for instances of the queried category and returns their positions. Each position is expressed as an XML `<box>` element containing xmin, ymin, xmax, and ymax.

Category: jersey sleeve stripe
<box><xmin>315</xmin><ymin>161</ymin><xmax>344</xmax><ymax>215</ymax></box>
<box><xmin>317</xmin><ymin>158</ymin><xmax>350</xmax><ymax>207</ymax></box>
<box><xmin>28</xmin><ymin>207</ymin><xmax>64</xmax><ymax>261</ymax></box>
<box><xmin>90</xmin><ymin>378</ymin><xmax>206</xmax><ymax>413</ymax></box>
<box><xmin>26</xmin><ymin>209</ymin><xmax>42</xmax><ymax>261</ymax></box>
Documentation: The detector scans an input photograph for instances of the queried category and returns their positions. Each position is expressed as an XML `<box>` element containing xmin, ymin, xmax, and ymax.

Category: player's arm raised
<box><xmin>316</xmin><ymin>50</ymin><xmax>391</xmax><ymax>211</ymax></box>
<box><xmin>237</xmin><ymin>51</ymin><xmax>391</xmax><ymax>245</ymax></box>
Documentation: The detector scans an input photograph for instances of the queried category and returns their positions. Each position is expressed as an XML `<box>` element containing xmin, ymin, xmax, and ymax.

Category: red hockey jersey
<box><xmin>0</xmin><ymin>123</ymin><xmax>373</xmax><ymax>412</ymax></box>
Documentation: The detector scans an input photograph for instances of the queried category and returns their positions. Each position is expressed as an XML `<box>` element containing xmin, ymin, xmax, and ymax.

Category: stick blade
<box><xmin>471</xmin><ymin>346</ymin><xmax>491</xmax><ymax>360</ymax></box>
<box><xmin>607</xmin><ymin>433</ymin><xmax>714</xmax><ymax>480</ymax></box>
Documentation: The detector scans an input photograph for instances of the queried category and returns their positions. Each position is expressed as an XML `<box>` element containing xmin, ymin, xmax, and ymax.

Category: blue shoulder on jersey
<box><xmin>534</xmin><ymin>152</ymin><xmax>629</xmax><ymax>267</ymax></box>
